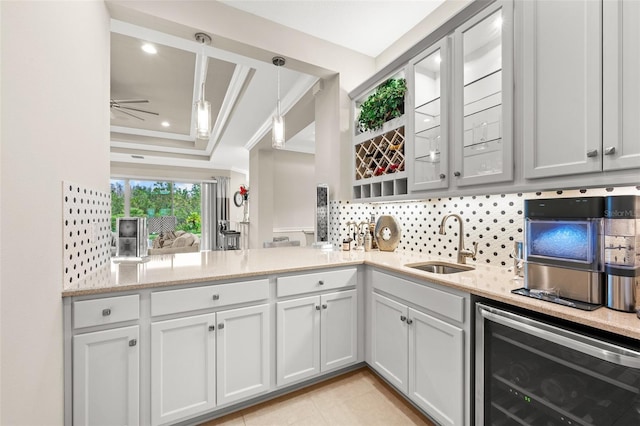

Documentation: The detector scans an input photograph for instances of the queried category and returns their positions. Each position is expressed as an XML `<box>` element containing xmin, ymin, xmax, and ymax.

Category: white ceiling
<box><xmin>110</xmin><ymin>1</ymin><xmax>446</xmax><ymax>176</ymax></box>
<box><xmin>219</xmin><ymin>0</ymin><xmax>445</xmax><ymax>57</ymax></box>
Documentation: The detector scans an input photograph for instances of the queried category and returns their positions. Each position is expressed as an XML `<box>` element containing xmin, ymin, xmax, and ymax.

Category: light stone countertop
<box><xmin>62</xmin><ymin>247</ymin><xmax>640</xmax><ymax>341</ymax></box>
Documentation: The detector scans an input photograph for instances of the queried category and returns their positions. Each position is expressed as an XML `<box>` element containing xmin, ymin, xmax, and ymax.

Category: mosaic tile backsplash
<box><xmin>63</xmin><ymin>181</ymin><xmax>111</xmax><ymax>288</ymax></box>
<box><xmin>329</xmin><ymin>186</ymin><xmax>640</xmax><ymax>267</ymax></box>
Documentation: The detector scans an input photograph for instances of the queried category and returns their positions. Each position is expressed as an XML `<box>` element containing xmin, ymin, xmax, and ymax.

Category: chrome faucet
<box><xmin>438</xmin><ymin>214</ymin><xmax>478</xmax><ymax>264</ymax></box>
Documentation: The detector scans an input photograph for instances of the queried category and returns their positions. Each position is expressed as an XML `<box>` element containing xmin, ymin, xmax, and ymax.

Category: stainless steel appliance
<box><xmin>604</xmin><ymin>196</ymin><xmax>640</xmax><ymax>312</ymax></box>
<box><xmin>201</xmin><ymin>177</ymin><xmax>230</xmax><ymax>251</ymax></box>
<box><xmin>476</xmin><ymin>302</ymin><xmax>640</xmax><ymax>426</ymax></box>
<box><xmin>116</xmin><ymin>217</ymin><xmax>148</xmax><ymax>258</ymax></box>
<box><xmin>517</xmin><ymin>197</ymin><xmax>605</xmax><ymax>309</ymax></box>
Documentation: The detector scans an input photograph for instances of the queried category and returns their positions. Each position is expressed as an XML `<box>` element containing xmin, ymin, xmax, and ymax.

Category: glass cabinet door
<box><xmin>408</xmin><ymin>38</ymin><xmax>449</xmax><ymax>192</ymax></box>
<box><xmin>454</xmin><ymin>0</ymin><xmax>513</xmax><ymax>186</ymax></box>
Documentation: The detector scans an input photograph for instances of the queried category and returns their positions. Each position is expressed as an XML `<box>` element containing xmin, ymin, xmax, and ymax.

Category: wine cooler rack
<box><xmin>486</xmin><ymin>325</ymin><xmax>640</xmax><ymax>426</ymax></box>
<box><xmin>352</xmin><ymin>116</ymin><xmax>408</xmax><ymax>201</ymax></box>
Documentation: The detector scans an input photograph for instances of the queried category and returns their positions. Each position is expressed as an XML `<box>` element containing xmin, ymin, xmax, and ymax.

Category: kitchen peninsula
<box><xmin>64</xmin><ymin>247</ymin><xmax>640</xmax><ymax>426</ymax></box>
<box><xmin>63</xmin><ymin>247</ymin><xmax>640</xmax><ymax>340</ymax></box>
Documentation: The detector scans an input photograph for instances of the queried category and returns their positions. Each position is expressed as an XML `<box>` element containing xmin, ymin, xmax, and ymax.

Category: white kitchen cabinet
<box><xmin>277</xmin><ymin>290</ymin><xmax>357</xmax><ymax>386</ymax></box>
<box><xmin>371</xmin><ymin>293</ymin><xmax>464</xmax><ymax>426</ymax></box>
<box><xmin>216</xmin><ymin>304</ymin><xmax>270</xmax><ymax>406</ymax></box>
<box><xmin>453</xmin><ymin>0</ymin><xmax>514</xmax><ymax>187</ymax></box>
<box><xmin>522</xmin><ymin>0</ymin><xmax>602</xmax><ymax>179</ymax></box>
<box><xmin>73</xmin><ymin>325</ymin><xmax>139</xmax><ymax>426</ymax></box>
<box><xmin>603</xmin><ymin>0</ymin><xmax>640</xmax><ymax>171</ymax></box>
<box><xmin>371</xmin><ymin>293</ymin><xmax>409</xmax><ymax>392</ymax></box>
<box><xmin>151</xmin><ymin>304</ymin><xmax>270</xmax><ymax>425</ymax></box>
<box><xmin>408</xmin><ymin>307</ymin><xmax>464</xmax><ymax>426</ymax></box>
<box><xmin>151</xmin><ymin>313</ymin><xmax>216</xmax><ymax>426</ymax></box>
<box><xmin>369</xmin><ymin>270</ymin><xmax>469</xmax><ymax>426</ymax></box>
<box><xmin>407</xmin><ymin>37</ymin><xmax>450</xmax><ymax>192</ymax></box>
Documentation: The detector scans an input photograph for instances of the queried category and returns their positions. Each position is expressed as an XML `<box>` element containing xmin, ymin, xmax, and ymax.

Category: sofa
<box><xmin>148</xmin><ymin>230</ymin><xmax>200</xmax><ymax>255</ymax></box>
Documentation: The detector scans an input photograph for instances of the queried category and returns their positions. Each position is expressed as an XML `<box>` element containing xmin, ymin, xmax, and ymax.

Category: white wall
<box><xmin>0</xmin><ymin>2</ymin><xmax>110</xmax><ymax>424</ymax></box>
<box><xmin>273</xmin><ymin>150</ymin><xmax>315</xmax><ymax>233</ymax></box>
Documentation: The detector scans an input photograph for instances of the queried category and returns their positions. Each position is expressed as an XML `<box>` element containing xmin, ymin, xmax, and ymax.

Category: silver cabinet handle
<box><xmin>406</xmin><ymin>319</ymin><xmax>413</xmax><ymax>325</ymax></box>
<box><xmin>318</xmin><ymin>280</ymin><xmax>324</xmax><ymax>285</ymax></box>
<box><xmin>454</xmin><ymin>171</ymin><xmax>461</xmax><ymax>177</ymax></box>
<box><xmin>218</xmin><ymin>323</ymin><xmax>225</xmax><ymax>330</ymax></box>
<box><xmin>604</xmin><ymin>146</ymin><xmax>616</xmax><ymax>155</ymax></box>
<box><xmin>102</xmin><ymin>308</ymin><xmax>111</xmax><ymax>316</ymax></box>
<box><xmin>322</xmin><ymin>304</ymin><xmax>328</xmax><ymax>309</ymax></box>
<box><xmin>400</xmin><ymin>315</ymin><xmax>407</xmax><ymax>322</ymax></box>
<box><xmin>439</xmin><ymin>173</ymin><xmax>446</xmax><ymax>179</ymax></box>
<box><xmin>586</xmin><ymin>149</ymin><xmax>598</xmax><ymax>158</ymax></box>
<box><xmin>315</xmin><ymin>305</ymin><xmax>320</xmax><ymax>310</ymax></box>
<box><xmin>212</xmin><ymin>294</ymin><xmax>220</xmax><ymax>301</ymax></box>
<box><xmin>208</xmin><ymin>325</ymin><xmax>215</xmax><ymax>331</ymax></box>
<box><xmin>129</xmin><ymin>339</ymin><xmax>137</xmax><ymax>347</ymax></box>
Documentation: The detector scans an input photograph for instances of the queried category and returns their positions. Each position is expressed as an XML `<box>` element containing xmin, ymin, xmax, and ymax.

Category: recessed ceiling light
<box><xmin>161</xmin><ymin>121</ymin><xmax>170</xmax><ymax>127</ymax></box>
<box><xmin>435</xmin><ymin>55</ymin><xmax>442</xmax><ymax>64</ymax></box>
<box><xmin>141</xmin><ymin>43</ymin><xmax>157</xmax><ymax>54</ymax></box>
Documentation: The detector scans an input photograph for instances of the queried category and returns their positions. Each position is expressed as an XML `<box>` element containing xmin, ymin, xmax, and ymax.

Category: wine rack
<box><xmin>352</xmin><ymin>116</ymin><xmax>408</xmax><ymax>200</ymax></box>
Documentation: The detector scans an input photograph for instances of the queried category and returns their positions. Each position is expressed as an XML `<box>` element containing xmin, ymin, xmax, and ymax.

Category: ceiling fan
<box><xmin>110</xmin><ymin>99</ymin><xmax>159</xmax><ymax>121</ymax></box>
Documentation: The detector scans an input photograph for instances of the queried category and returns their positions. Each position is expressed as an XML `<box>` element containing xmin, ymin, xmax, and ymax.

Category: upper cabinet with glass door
<box><xmin>453</xmin><ymin>1</ymin><xmax>513</xmax><ymax>187</ymax></box>
<box><xmin>407</xmin><ymin>38</ymin><xmax>449</xmax><ymax>192</ymax></box>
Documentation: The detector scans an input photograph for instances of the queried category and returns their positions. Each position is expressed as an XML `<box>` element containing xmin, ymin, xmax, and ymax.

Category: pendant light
<box><xmin>195</xmin><ymin>32</ymin><xmax>212</xmax><ymax>139</ymax></box>
<box><xmin>272</xmin><ymin>56</ymin><xmax>286</xmax><ymax>149</ymax></box>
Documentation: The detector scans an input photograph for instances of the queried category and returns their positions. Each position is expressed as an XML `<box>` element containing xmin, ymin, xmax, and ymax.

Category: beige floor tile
<box><xmin>243</xmin><ymin>392</ymin><xmax>322</xmax><ymax>426</ymax></box>
<box><xmin>319</xmin><ymin>389</ymin><xmax>423</xmax><ymax>426</ymax></box>
<box><xmin>199</xmin><ymin>368</ymin><xmax>435</xmax><ymax>426</ymax></box>
<box><xmin>308</xmin><ymin>370</ymin><xmax>378</xmax><ymax>411</ymax></box>
<box><xmin>199</xmin><ymin>411</ymin><xmax>245</xmax><ymax>426</ymax></box>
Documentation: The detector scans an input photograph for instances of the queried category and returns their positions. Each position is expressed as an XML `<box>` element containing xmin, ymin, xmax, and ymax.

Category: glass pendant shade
<box><xmin>196</xmin><ymin>98</ymin><xmax>211</xmax><ymax>139</ymax></box>
<box><xmin>272</xmin><ymin>114</ymin><xmax>285</xmax><ymax>148</ymax></box>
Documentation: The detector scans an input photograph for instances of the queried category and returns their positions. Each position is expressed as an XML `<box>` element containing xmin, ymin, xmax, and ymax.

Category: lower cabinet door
<box><xmin>73</xmin><ymin>325</ymin><xmax>140</xmax><ymax>426</ymax></box>
<box><xmin>216</xmin><ymin>304</ymin><xmax>270</xmax><ymax>406</ymax></box>
<box><xmin>371</xmin><ymin>293</ymin><xmax>409</xmax><ymax>393</ymax></box>
<box><xmin>151</xmin><ymin>313</ymin><xmax>216</xmax><ymax>426</ymax></box>
<box><xmin>276</xmin><ymin>295</ymin><xmax>321</xmax><ymax>386</ymax></box>
<box><xmin>320</xmin><ymin>290</ymin><xmax>357</xmax><ymax>372</ymax></box>
<box><xmin>408</xmin><ymin>308</ymin><xmax>464</xmax><ymax>426</ymax></box>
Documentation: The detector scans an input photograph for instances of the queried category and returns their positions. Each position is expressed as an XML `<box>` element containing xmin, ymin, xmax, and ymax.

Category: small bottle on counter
<box><xmin>364</xmin><ymin>232</ymin><xmax>372</xmax><ymax>252</ymax></box>
<box><xmin>342</xmin><ymin>238</ymin><xmax>351</xmax><ymax>251</ymax></box>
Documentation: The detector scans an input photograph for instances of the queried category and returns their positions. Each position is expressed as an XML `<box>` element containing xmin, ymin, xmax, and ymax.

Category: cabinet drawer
<box><xmin>151</xmin><ymin>279</ymin><xmax>269</xmax><ymax>317</ymax></box>
<box><xmin>277</xmin><ymin>268</ymin><xmax>357</xmax><ymax>298</ymax></box>
<box><xmin>73</xmin><ymin>295</ymin><xmax>140</xmax><ymax>329</ymax></box>
<box><xmin>372</xmin><ymin>270</ymin><xmax>465</xmax><ymax>323</ymax></box>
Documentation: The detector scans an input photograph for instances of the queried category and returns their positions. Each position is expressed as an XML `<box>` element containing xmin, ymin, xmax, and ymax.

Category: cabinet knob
<box><xmin>212</xmin><ymin>294</ymin><xmax>220</xmax><ymax>301</ymax></box>
<box><xmin>406</xmin><ymin>319</ymin><xmax>413</xmax><ymax>325</ymax></box>
<box><xmin>586</xmin><ymin>149</ymin><xmax>598</xmax><ymax>158</ymax></box>
<box><xmin>322</xmin><ymin>304</ymin><xmax>328</xmax><ymax>309</ymax></box>
<box><xmin>400</xmin><ymin>315</ymin><xmax>407</xmax><ymax>322</ymax></box>
<box><xmin>218</xmin><ymin>323</ymin><xmax>225</xmax><ymax>330</ymax></box>
<box><xmin>318</xmin><ymin>280</ymin><xmax>324</xmax><ymax>285</ymax></box>
<box><xmin>454</xmin><ymin>171</ymin><xmax>461</xmax><ymax>177</ymax></box>
<box><xmin>129</xmin><ymin>339</ymin><xmax>137</xmax><ymax>347</ymax></box>
<box><xmin>208</xmin><ymin>325</ymin><xmax>215</xmax><ymax>331</ymax></box>
<box><xmin>439</xmin><ymin>173</ymin><xmax>446</xmax><ymax>179</ymax></box>
<box><xmin>102</xmin><ymin>308</ymin><xmax>111</xmax><ymax>316</ymax></box>
<box><xmin>315</xmin><ymin>305</ymin><xmax>321</xmax><ymax>310</ymax></box>
<box><xmin>604</xmin><ymin>146</ymin><xmax>616</xmax><ymax>155</ymax></box>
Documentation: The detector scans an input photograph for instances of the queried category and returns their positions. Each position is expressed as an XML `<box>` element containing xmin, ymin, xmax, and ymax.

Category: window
<box><xmin>110</xmin><ymin>179</ymin><xmax>201</xmax><ymax>236</ymax></box>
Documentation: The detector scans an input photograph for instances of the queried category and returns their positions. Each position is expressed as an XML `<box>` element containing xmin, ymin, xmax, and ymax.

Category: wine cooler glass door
<box><xmin>476</xmin><ymin>303</ymin><xmax>640</xmax><ymax>426</ymax></box>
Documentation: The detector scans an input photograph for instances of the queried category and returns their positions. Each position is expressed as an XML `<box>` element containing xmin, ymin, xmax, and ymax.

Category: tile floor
<box><xmin>200</xmin><ymin>368</ymin><xmax>435</xmax><ymax>426</ymax></box>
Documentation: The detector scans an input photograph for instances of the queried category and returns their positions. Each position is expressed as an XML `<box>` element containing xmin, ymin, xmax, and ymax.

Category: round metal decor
<box><xmin>375</xmin><ymin>215</ymin><xmax>401</xmax><ymax>252</ymax></box>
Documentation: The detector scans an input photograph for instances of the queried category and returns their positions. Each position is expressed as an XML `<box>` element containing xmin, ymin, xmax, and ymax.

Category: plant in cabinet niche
<box><xmin>357</xmin><ymin>78</ymin><xmax>407</xmax><ymax>132</ymax></box>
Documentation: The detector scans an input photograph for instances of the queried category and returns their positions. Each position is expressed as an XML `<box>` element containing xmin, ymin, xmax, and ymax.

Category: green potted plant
<box><xmin>357</xmin><ymin>78</ymin><xmax>407</xmax><ymax>133</ymax></box>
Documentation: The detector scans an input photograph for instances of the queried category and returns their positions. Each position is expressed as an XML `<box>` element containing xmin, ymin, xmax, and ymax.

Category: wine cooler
<box><xmin>476</xmin><ymin>303</ymin><xmax>640</xmax><ymax>425</ymax></box>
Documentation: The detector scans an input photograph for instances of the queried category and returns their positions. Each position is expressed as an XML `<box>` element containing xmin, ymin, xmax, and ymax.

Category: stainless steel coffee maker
<box><xmin>604</xmin><ymin>196</ymin><xmax>640</xmax><ymax>312</ymax></box>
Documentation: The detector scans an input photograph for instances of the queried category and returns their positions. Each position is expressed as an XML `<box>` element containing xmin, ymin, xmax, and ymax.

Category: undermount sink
<box><xmin>405</xmin><ymin>261</ymin><xmax>475</xmax><ymax>274</ymax></box>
